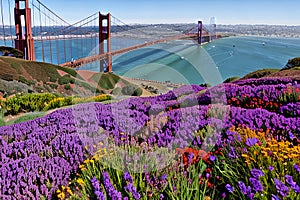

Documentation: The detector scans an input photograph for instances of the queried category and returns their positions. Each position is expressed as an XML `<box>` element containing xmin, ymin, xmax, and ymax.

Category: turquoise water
<box><xmin>1</xmin><ymin>36</ymin><xmax>300</xmax><ymax>85</ymax></box>
<box><xmin>80</xmin><ymin>36</ymin><xmax>300</xmax><ymax>85</ymax></box>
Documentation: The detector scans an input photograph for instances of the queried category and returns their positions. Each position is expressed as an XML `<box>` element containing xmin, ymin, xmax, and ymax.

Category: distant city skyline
<box><xmin>1</xmin><ymin>0</ymin><xmax>300</xmax><ymax>25</ymax></box>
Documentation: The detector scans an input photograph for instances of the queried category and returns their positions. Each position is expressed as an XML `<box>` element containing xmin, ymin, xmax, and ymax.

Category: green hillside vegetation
<box><xmin>0</xmin><ymin>56</ymin><xmax>145</xmax><ymax>97</ymax></box>
<box><xmin>0</xmin><ymin>56</ymin><xmax>97</xmax><ymax>95</ymax></box>
<box><xmin>281</xmin><ymin>57</ymin><xmax>300</xmax><ymax>70</ymax></box>
<box><xmin>91</xmin><ymin>72</ymin><xmax>143</xmax><ymax>96</ymax></box>
<box><xmin>240</xmin><ymin>68</ymin><xmax>280</xmax><ymax>79</ymax></box>
<box><xmin>0</xmin><ymin>46</ymin><xmax>24</xmax><ymax>58</ymax></box>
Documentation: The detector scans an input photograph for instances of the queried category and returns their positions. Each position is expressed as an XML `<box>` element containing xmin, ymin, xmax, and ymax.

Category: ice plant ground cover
<box><xmin>0</xmin><ymin>77</ymin><xmax>300</xmax><ymax>199</ymax></box>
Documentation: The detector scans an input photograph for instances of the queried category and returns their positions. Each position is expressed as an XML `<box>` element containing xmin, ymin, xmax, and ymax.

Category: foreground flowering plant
<box><xmin>0</xmin><ymin>77</ymin><xmax>299</xmax><ymax>199</ymax></box>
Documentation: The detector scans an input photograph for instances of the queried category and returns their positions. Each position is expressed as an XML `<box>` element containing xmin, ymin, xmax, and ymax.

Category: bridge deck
<box><xmin>59</xmin><ymin>33</ymin><xmax>211</xmax><ymax>68</ymax></box>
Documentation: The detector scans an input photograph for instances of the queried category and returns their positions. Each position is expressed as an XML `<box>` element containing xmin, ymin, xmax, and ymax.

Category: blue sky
<box><xmin>3</xmin><ymin>0</ymin><xmax>300</xmax><ymax>25</ymax></box>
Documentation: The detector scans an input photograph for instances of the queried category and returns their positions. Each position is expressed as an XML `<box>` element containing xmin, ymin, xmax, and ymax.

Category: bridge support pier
<box><xmin>14</xmin><ymin>0</ymin><xmax>35</xmax><ymax>60</ymax></box>
<box><xmin>99</xmin><ymin>12</ymin><xmax>112</xmax><ymax>72</ymax></box>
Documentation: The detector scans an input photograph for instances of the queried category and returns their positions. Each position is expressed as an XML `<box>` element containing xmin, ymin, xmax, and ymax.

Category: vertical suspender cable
<box><xmin>31</xmin><ymin>0</ymin><xmax>35</xmax><ymax>49</ymax></box>
<box><xmin>56</xmin><ymin>22</ymin><xmax>59</xmax><ymax>64</ymax></box>
<box><xmin>44</xmin><ymin>6</ymin><xmax>48</xmax><ymax>62</ymax></box>
<box><xmin>63</xmin><ymin>26</ymin><xmax>66</xmax><ymax>63</ymax></box>
<box><xmin>48</xmin><ymin>10</ymin><xmax>52</xmax><ymax>63</ymax></box>
<box><xmin>70</xmin><ymin>29</ymin><xmax>72</xmax><ymax>60</ymax></box>
<box><xmin>39</xmin><ymin>2</ymin><xmax>45</xmax><ymax>61</ymax></box>
<box><xmin>80</xmin><ymin>33</ymin><xmax>83</xmax><ymax>58</ymax></box>
<box><xmin>94</xmin><ymin>16</ymin><xmax>97</xmax><ymax>54</ymax></box>
<box><xmin>0</xmin><ymin>0</ymin><xmax>7</xmax><ymax>46</ymax></box>
<box><xmin>7</xmin><ymin>0</ymin><xmax>13</xmax><ymax>46</ymax></box>
<box><xmin>90</xmin><ymin>20</ymin><xmax>92</xmax><ymax>55</ymax></box>
<box><xmin>56</xmin><ymin>19</ymin><xmax>60</xmax><ymax>64</ymax></box>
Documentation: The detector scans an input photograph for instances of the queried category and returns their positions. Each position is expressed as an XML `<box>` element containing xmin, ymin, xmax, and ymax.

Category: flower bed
<box><xmin>0</xmin><ymin>77</ymin><xmax>299</xmax><ymax>199</ymax></box>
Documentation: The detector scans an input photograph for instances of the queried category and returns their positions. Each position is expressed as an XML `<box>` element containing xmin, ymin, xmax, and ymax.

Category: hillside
<box><xmin>224</xmin><ymin>57</ymin><xmax>300</xmax><ymax>82</ymax></box>
<box><xmin>0</xmin><ymin>56</ymin><xmax>159</xmax><ymax>97</ymax></box>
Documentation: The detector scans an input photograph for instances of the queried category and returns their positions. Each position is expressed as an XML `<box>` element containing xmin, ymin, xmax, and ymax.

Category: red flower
<box><xmin>176</xmin><ymin>147</ymin><xmax>209</xmax><ymax>167</ymax></box>
<box><xmin>207</xmin><ymin>181</ymin><xmax>214</xmax><ymax>189</ymax></box>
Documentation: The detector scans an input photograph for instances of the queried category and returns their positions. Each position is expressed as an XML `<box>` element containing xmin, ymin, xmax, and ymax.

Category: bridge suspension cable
<box><xmin>0</xmin><ymin>0</ymin><xmax>6</xmax><ymax>46</ymax></box>
<box><xmin>1</xmin><ymin>0</ymin><xmax>216</xmax><ymax>71</ymax></box>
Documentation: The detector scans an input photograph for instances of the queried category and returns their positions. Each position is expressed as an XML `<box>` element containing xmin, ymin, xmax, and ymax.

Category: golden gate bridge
<box><xmin>0</xmin><ymin>0</ymin><xmax>217</xmax><ymax>72</ymax></box>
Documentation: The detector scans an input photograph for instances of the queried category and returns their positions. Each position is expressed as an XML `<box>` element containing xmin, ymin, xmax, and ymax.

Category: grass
<box><xmin>1</xmin><ymin>111</ymin><xmax>46</xmax><ymax>126</ymax></box>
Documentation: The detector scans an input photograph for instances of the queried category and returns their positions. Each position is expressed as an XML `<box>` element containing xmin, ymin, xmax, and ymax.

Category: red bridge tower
<box><xmin>14</xmin><ymin>0</ymin><xmax>35</xmax><ymax>60</ymax></box>
<box><xmin>198</xmin><ymin>21</ymin><xmax>203</xmax><ymax>45</ymax></box>
<box><xmin>99</xmin><ymin>13</ymin><xmax>112</xmax><ymax>72</ymax></box>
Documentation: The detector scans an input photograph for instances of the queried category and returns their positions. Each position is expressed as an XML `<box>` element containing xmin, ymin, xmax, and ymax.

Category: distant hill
<box><xmin>224</xmin><ymin>57</ymin><xmax>300</xmax><ymax>83</ymax></box>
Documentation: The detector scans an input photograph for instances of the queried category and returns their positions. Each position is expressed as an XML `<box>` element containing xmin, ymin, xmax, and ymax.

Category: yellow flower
<box><xmin>77</xmin><ymin>178</ymin><xmax>85</xmax><ymax>187</ymax></box>
<box><xmin>57</xmin><ymin>192</ymin><xmax>65</xmax><ymax>199</ymax></box>
<box><xmin>67</xmin><ymin>188</ymin><xmax>73</xmax><ymax>196</ymax></box>
<box><xmin>261</xmin><ymin>151</ymin><xmax>268</xmax><ymax>157</ymax></box>
<box><xmin>90</xmin><ymin>159</ymin><xmax>95</xmax><ymax>164</ymax></box>
<box><xmin>79</xmin><ymin>165</ymin><xmax>85</xmax><ymax>169</ymax></box>
<box><xmin>83</xmin><ymin>159</ymin><xmax>90</xmax><ymax>164</ymax></box>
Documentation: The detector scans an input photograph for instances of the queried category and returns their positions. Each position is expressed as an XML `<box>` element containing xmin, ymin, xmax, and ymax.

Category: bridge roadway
<box><xmin>59</xmin><ymin>33</ymin><xmax>210</xmax><ymax>68</ymax></box>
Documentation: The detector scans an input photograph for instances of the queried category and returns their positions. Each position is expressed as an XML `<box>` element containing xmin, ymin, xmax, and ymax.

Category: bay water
<box><xmin>1</xmin><ymin>36</ymin><xmax>300</xmax><ymax>85</ymax></box>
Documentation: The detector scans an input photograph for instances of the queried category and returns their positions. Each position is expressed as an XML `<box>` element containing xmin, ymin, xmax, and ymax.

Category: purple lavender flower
<box><xmin>209</xmin><ymin>155</ymin><xmax>216</xmax><ymax>162</ymax></box>
<box><xmin>228</xmin><ymin>146</ymin><xmax>238</xmax><ymax>159</ymax></box>
<box><xmin>238</xmin><ymin>181</ymin><xmax>248</xmax><ymax>195</ymax></box>
<box><xmin>268</xmin><ymin>166</ymin><xmax>274</xmax><ymax>171</ymax></box>
<box><xmin>124</xmin><ymin>183</ymin><xmax>141</xmax><ymax>200</ymax></box>
<box><xmin>124</xmin><ymin>172</ymin><xmax>133</xmax><ymax>183</ymax></box>
<box><xmin>160</xmin><ymin>194</ymin><xmax>164</xmax><ymax>200</ymax></box>
<box><xmin>91</xmin><ymin>177</ymin><xmax>105</xmax><ymax>200</ymax></box>
<box><xmin>160</xmin><ymin>174</ymin><xmax>168</xmax><ymax>180</ymax></box>
<box><xmin>225</xmin><ymin>183</ymin><xmax>234</xmax><ymax>193</ymax></box>
<box><xmin>245</xmin><ymin>138</ymin><xmax>258</xmax><ymax>147</ymax></box>
<box><xmin>271</xmin><ymin>194</ymin><xmax>280</xmax><ymax>200</ymax></box>
<box><xmin>274</xmin><ymin>178</ymin><xmax>290</xmax><ymax>197</ymax></box>
<box><xmin>123</xmin><ymin>172</ymin><xmax>140</xmax><ymax>200</ymax></box>
<box><xmin>285</xmin><ymin>175</ymin><xmax>300</xmax><ymax>193</ymax></box>
<box><xmin>102</xmin><ymin>171</ymin><xmax>122</xmax><ymax>199</ymax></box>
<box><xmin>251</xmin><ymin>168</ymin><xmax>264</xmax><ymax>179</ymax></box>
<box><xmin>249</xmin><ymin>178</ymin><xmax>263</xmax><ymax>192</ymax></box>
<box><xmin>294</xmin><ymin>164</ymin><xmax>300</xmax><ymax>173</ymax></box>
<box><xmin>187</xmin><ymin>152</ymin><xmax>194</xmax><ymax>164</ymax></box>
<box><xmin>206</xmin><ymin>173</ymin><xmax>210</xmax><ymax>179</ymax></box>
<box><xmin>285</xmin><ymin>175</ymin><xmax>296</xmax><ymax>187</ymax></box>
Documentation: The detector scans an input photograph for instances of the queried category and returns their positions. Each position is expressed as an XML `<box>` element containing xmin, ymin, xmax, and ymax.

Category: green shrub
<box><xmin>18</xmin><ymin>76</ymin><xmax>35</xmax><ymax>85</ymax></box>
<box><xmin>58</xmin><ymin>74</ymin><xmax>75</xmax><ymax>85</ymax></box>
<box><xmin>121</xmin><ymin>85</ymin><xmax>143</xmax><ymax>96</ymax></box>
<box><xmin>3</xmin><ymin>93</ymin><xmax>57</xmax><ymax>115</ymax></box>
<box><xmin>49</xmin><ymin>83</ymin><xmax>58</xmax><ymax>89</ymax></box>
<box><xmin>0</xmin><ymin>46</ymin><xmax>24</xmax><ymax>58</ymax></box>
<box><xmin>49</xmin><ymin>76</ymin><xmax>57</xmax><ymax>82</ymax></box>
<box><xmin>64</xmin><ymin>84</ymin><xmax>71</xmax><ymax>90</ymax></box>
